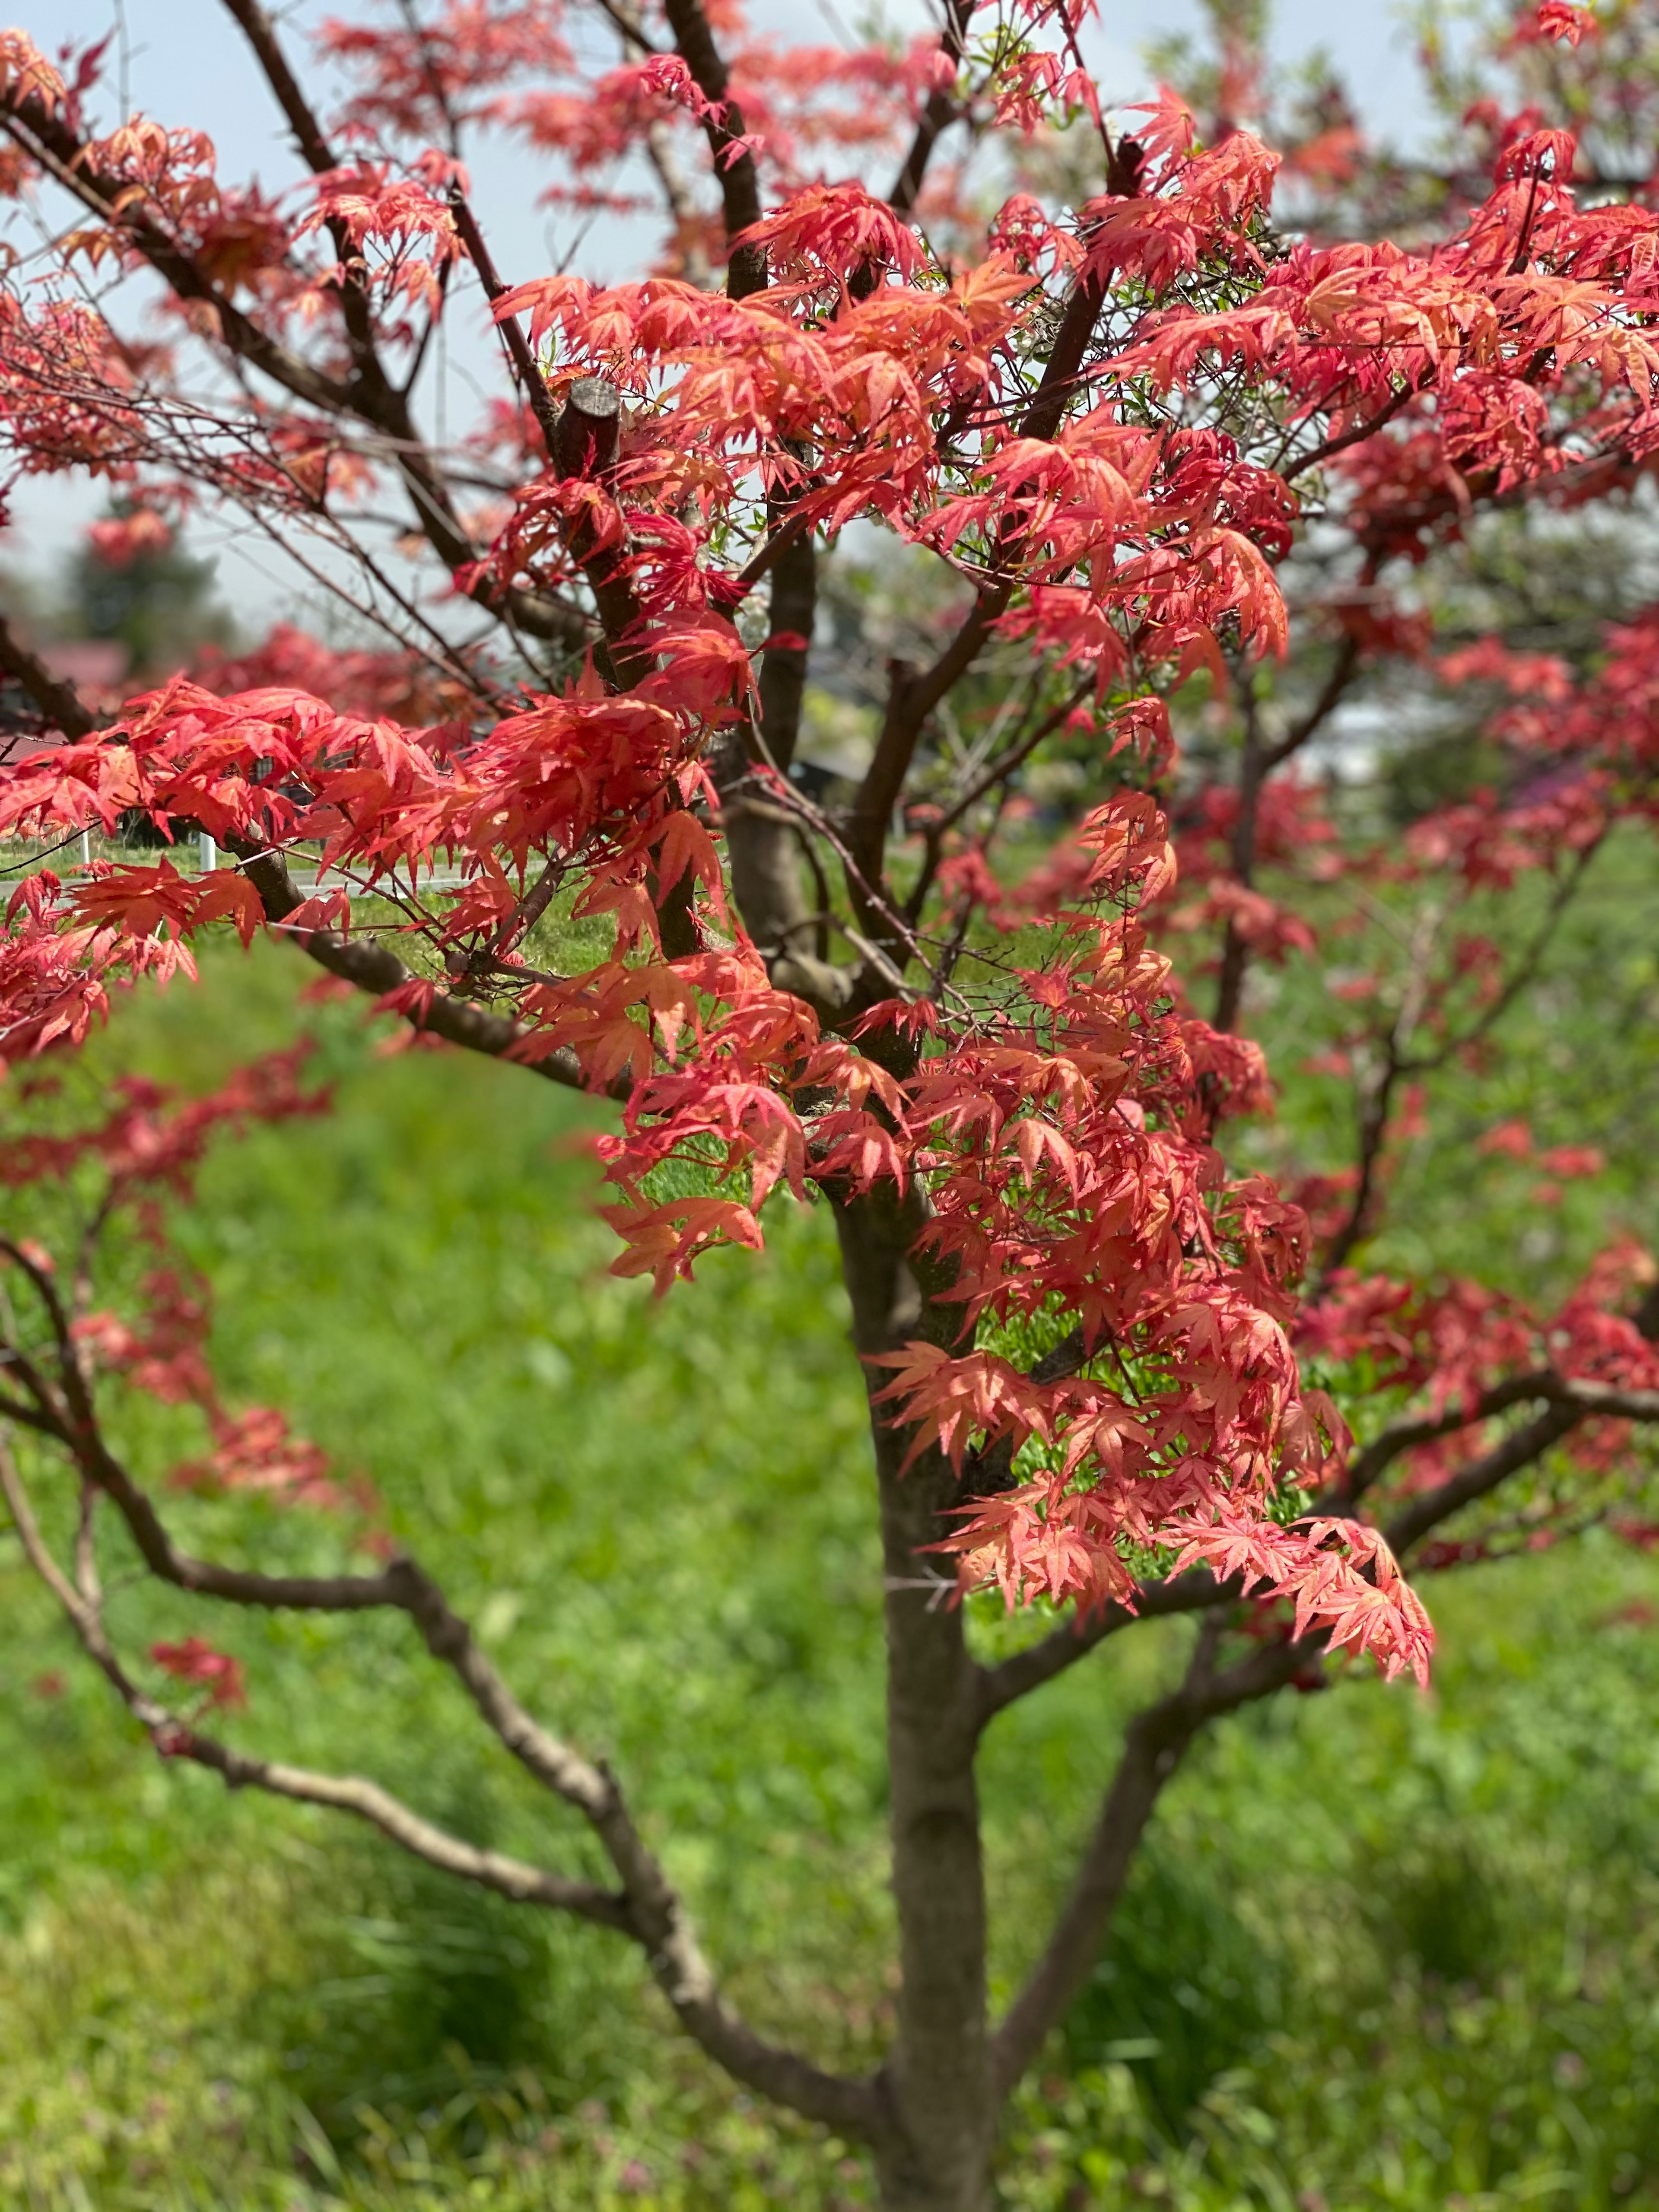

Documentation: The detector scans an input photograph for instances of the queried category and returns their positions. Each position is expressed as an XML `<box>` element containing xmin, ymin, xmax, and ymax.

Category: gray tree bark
<box><xmin>835</xmin><ymin>1188</ymin><xmax>995</xmax><ymax>2211</ymax></box>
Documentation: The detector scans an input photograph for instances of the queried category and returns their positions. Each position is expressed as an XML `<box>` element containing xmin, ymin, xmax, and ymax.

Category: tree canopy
<box><xmin>4</xmin><ymin>2</ymin><xmax>1659</xmax><ymax>2205</ymax></box>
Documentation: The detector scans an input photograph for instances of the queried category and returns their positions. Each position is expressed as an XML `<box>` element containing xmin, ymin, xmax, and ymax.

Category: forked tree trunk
<box><xmin>835</xmin><ymin>1192</ymin><xmax>996</xmax><ymax>2212</ymax></box>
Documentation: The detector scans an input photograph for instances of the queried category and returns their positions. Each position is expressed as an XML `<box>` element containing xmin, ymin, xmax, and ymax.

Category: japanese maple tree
<box><xmin>3</xmin><ymin>0</ymin><xmax>1659</xmax><ymax>2203</ymax></box>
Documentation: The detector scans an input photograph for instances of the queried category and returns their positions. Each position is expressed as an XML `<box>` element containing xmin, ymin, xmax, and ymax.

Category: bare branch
<box><xmin>989</xmin><ymin>1626</ymin><xmax>1308</xmax><ymax>2095</ymax></box>
<box><xmin>975</xmin><ymin>1569</ymin><xmax>1227</xmax><ymax>1729</ymax></box>
<box><xmin>1285</xmin><ymin>381</ymin><xmax>1419</xmax><ymax>479</ymax></box>
<box><xmin>0</xmin><ymin>1381</ymin><xmax>880</xmax><ymax>2138</ymax></box>
<box><xmin>230</xmin><ymin>841</ymin><xmax>624</xmax><ymax>1097</ymax></box>
<box><xmin>447</xmin><ymin>189</ymin><xmax>565</xmax><ymax>464</ymax></box>
<box><xmin>660</xmin><ymin>0</ymin><xmax>767</xmax><ymax>299</ymax></box>
<box><xmin>0</xmin><ymin>1433</ymin><xmax>630</xmax><ymax>1928</ymax></box>
<box><xmin>1262</xmin><ymin>629</ymin><xmax>1364</xmax><ymax>772</ymax></box>
<box><xmin>1383</xmin><ymin>1395</ymin><xmax>1625</xmax><ymax>1557</ymax></box>
<box><xmin>184</xmin><ymin>1735</ymin><xmax>633</xmax><ymax>1926</ymax></box>
<box><xmin>904</xmin><ymin>675</ymin><xmax>1096</xmax><ymax>924</ymax></box>
<box><xmin>218</xmin><ymin>0</ymin><xmax>340</xmax><ymax>175</ymax></box>
<box><xmin>1338</xmin><ymin>1369</ymin><xmax>1569</xmax><ymax>1504</ymax></box>
<box><xmin>884</xmin><ymin>0</ymin><xmax>974</xmax><ymax>219</ymax></box>
<box><xmin>1402</xmin><ymin>836</ymin><xmax>1603</xmax><ymax>1077</ymax></box>
<box><xmin>357</xmin><ymin>1546</ymin><xmax>887</xmax><ymax>2135</ymax></box>
<box><xmin>0</xmin><ymin>613</ymin><xmax>99</xmax><ymax>739</ymax></box>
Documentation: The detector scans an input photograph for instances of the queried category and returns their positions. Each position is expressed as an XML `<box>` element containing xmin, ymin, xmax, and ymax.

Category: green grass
<box><xmin>5</xmin><ymin>928</ymin><xmax>1659</xmax><ymax>2207</ymax></box>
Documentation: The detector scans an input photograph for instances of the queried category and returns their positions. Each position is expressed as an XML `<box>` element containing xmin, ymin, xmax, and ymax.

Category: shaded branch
<box><xmin>989</xmin><ymin>1624</ymin><xmax>1307</xmax><ymax>2094</ymax></box>
<box><xmin>847</xmin><ymin>617</ymin><xmax>998</xmax><ymax>908</ymax></box>
<box><xmin>905</xmin><ymin>676</ymin><xmax>1096</xmax><ymax>924</ymax></box>
<box><xmin>661</xmin><ymin>0</ymin><xmax>766</xmax><ymax>299</ymax></box>
<box><xmin>1319</xmin><ymin>896</ymin><xmax>1445</xmax><ymax>1275</ymax></box>
<box><xmin>975</xmin><ymin>1569</ymin><xmax>1227</xmax><ymax>1729</ymax></box>
<box><xmin>0</xmin><ymin>1384</ymin><xmax>882</xmax><ymax>2138</ymax></box>
<box><xmin>1286</xmin><ymin>381</ymin><xmax>1418</xmax><ymax>479</ymax></box>
<box><xmin>885</xmin><ymin>0</ymin><xmax>971</xmax><ymax>220</ymax></box>
<box><xmin>230</xmin><ymin>840</ymin><xmax>622</xmax><ymax>1097</ymax></box>
<box><xmin>846</xmin><ymin>207</ymin><xmax>1123</xmax><ymax>901</ymax></box>
<box><xmin>1262</xmin><ymin>628</ymin><xmax>1363</xmax><ymax>772</ymax></box>
<box><xmin>1323</xmin><ymin>832</ymin><xmax>1597</xmax><ymax>1276</ymax></box>
<box><xmin>0</xmin><ymin>80</ymin><xmax>583</xmax><ymax>651</ymax></box>
<box><xmin>1215</xmin><ymin>632</ymin><xmax>1365</xmax><ymax>1032</ymax></box>
<box><xmin>1402</xmin><ymin>837</ymin><xmax>1603</xmax><ymax>1077</ymax></box>
<box><xmin>1380</xmin><ymin>1398</ymin><xmax>1601</xmax><ymax>1557</ymax></box>
<box><xmin>1339</xmin><ymin>1369</ymin><xmax>1569</xmax><ymax>1505</ymax></box>
<box><xmin>0</xmin><ymin>1433</ymin><xmax>629</xmax><ymax>1927</ymax></box>
<box><xmin>0</xmin><ymin>614</ymin><xmax>99</xmax><ymax>740</ymax></box>
<box><xmin>447</xmin><ymin>197</ymin><xmax>645</xmax><ymax>679</ymax></box>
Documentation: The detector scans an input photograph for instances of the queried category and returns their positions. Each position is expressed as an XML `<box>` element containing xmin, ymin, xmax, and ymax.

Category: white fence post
<box><xmin>198</xmin><ymin>830</ymin><xmax>217</xmax><ymax>872</ymax></box>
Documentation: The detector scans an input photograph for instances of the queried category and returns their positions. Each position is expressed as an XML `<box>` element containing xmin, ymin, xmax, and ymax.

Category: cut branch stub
<box><xmin>557</xmin><ymin>378</ymin><xmax>623</xmax><ymax>480</ymax></box>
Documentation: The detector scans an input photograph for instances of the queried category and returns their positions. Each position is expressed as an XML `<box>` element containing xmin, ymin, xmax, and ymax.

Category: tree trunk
<box><xmin>835</xmin><ymin>1189</ymin><xmax>995</xmax><ymax>2212</ymax></box>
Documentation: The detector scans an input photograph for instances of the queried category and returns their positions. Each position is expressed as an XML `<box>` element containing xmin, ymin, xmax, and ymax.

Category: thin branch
<box><xmin>217</xmin><ymin>0</ymin><xmax>340</xmax><ymax>174</ymax></box>
<box><xmin>1320</xmin><ymin>898</ymin><xmax>1445</xmax><ymax>1274</ymax></box>
<box><xmin>905</xmin><ymin>674</ymin><xmax>1096</xmax><ymax>923</ymax></box>
<box><xmin>645</xmin><ymin>123</ymin><xmax>714</xmax><ymax>287</ymax></box>
<box><xmin>1</xmin><ymin>80</ymin><xmax>583</xmax><ymax>651</ymax></box>
<box><xmin>884</xmin><ymin>0</ymin><xmax>973</xmax><ymax>219</ymax></box>
<box><xmin>0</xmin><ymin>1435</ymin><xmax>629</xmax><ymax>1928</ymax></box>
<box><xmin>0</xmin><ymin>96</ymin><xmax>351</xmax><ymax>415</ymax></box>
<box><xmin>0</xmin><ymin>1377</ymin><xmax>880</xmax><ymax>2138</ymax></box>
<box><xmin>975</xmin><ymin>1568</ymin><xmax>1227</xmax><ymax>1729</ymax></box>
<box><xmin>585</xmin><ymin>0</ymin><xmax>710</xmax><ymax>286</ymax></box>
<box><xmin>845</xmin><ymin>216</ymin><xmax>1121</xmax><ymax>900</ymax></box>
<box><xmin>660</xmin><ymin>0</ymin><xmax>766</xmax><ymax>299</ymax></box>
<box><xmin>1338</xmin><ymin>1369</ymin><xmax>1568</xmax><ymax>1505</ymax></box>
<box><xmin>229</xmin><ymin>839</ymin><xmax>626</xmax><ymax>1098</ymax></box>
<box><xmin>1285</xmin><ymin>381</ymin><xmax>1418</xmax><ymax>480</ymax></box>
<box><xmin>1262</xmin><ymin>628</ymin><xmax>1363</xmax><ymax>772</ymax></box>
<box><xmin>0</xmin><ymin>614</ymin><xmax>100</xmax><ymax>739</ymax></box>
<box><xmin>185</xmin><ymin>1735</ymin><xmax>634</xmax><ymax>1924</ymax></box>
<box><xmin>447</xmin><ymin>190</ymin><xmax>565</xmax><ymax>464</ymax></box>
<box><xmin>592</xmin><ymin>0</ymin><xmax>663</xmax><ymax>52</ymax></box>
<box><xmin>1402</xmin><ymin>836</ymin><xmax>1603</xmax><ymax>1077</ymax></box>
<box><xmin>988</xmin><ymin>1627</ymin><xmax>1309</xmax><ymax>2095</ymax></box>
<box><xmin>1382</xmin><ymin>1385</ymin><xmax>1659</xmax><ymax>1557</ymax></box>
<box><xmin>0</xmin><ymin>1389</ymin><xmax>63</xmax><ymax>1438</ymax></box>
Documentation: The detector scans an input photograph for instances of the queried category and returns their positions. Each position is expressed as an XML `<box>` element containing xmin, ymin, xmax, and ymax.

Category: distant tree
<box><xmin>3</xmin><ymin>3</ymin><xmax>1659</xmax><ymax>2206</ymax></box>
<box><xmin>64</xmin><ymin>498</ymin><xmax>232</xmax><ymax>676</ymax></box>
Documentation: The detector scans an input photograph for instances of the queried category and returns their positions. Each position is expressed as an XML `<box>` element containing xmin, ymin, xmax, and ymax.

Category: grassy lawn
<box><xmin>3</xmin><ymin>912</ymin><xmax>1659</xmax><ymax>2209</ymax></box>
